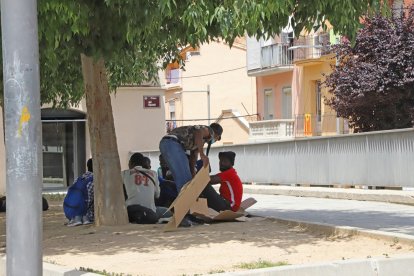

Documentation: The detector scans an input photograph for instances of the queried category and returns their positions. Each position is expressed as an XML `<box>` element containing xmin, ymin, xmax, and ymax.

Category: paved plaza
<box><xmin>247</xmin><ymin>193</ymin><xmax>414</xmax><ymax>236</ymax></box>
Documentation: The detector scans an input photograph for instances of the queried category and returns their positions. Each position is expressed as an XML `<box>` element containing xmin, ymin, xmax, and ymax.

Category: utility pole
<box><xmin>1</xmin><ymin>0</ymin><xmax>43</xmax><ymax>275</ymax></box>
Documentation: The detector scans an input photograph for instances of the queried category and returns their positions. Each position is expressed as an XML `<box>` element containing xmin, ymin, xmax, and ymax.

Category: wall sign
<box><xmin>143</xmin><ymin>95</ymin><xmax>160</xmax><ymax>108</ymax></box>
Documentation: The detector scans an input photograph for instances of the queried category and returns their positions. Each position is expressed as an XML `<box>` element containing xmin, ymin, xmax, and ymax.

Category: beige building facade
<box><xmin>163</xmin><ymin>40</ymin><xmax>257</xmax><ymax>146</ymax></box>
<box><xmin>0</xmin><ymin>85</ymin><xmax>166</xmax><ymax>193</ymax></box>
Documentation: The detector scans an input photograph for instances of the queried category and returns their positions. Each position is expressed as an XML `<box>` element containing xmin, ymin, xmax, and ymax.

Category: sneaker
<box><xmin>158</xmin><ymin>217</ymin><xmax>171</xmax><ymax>224</ymax></box>
<box><xmin>82</xmin><ymin>216</ymin><xmax>93</xmax><ymax>225</ymax></box>
<box><xmin>179</xmin><ymin>217</ymin><xmax>193</xmax><ymax>228</ymax></box>
<box><xmin>186</xmin><ymin>214</ymin><xmax>205</xmax><ymax>225</ymax></box>
<box><xmin>67</xmin><ymin>216</ymin><xmax>82</xmax><ymax>227</ymax></box>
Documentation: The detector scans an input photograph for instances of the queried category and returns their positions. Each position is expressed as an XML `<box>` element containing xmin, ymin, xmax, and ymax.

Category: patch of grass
<box><xmin>235</xmin><ymin>259</ymin><xmax>289</xmax><ymax>270</ymax></box>
<box><xmin>79</xmin><ymin>267</ymin><xmax>132</xmax><ymax>276</ymax></box>
<box><xmin>208</xmin><ymin>269</ymin><xmax>226</xmax><ymax>274</ymax></box>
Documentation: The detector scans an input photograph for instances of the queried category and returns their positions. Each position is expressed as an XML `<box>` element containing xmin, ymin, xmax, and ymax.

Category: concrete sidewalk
<box><xmin>244</xmin><ymin>185</ymin><xmax>414</xmax><ymax>205</ymax></box>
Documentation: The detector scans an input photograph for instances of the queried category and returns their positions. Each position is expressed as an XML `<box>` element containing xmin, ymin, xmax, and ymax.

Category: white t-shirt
<box><xmin>122</xmin><ymin>166</ymin><xmax>160</xmax><ymax>212</ymax></box>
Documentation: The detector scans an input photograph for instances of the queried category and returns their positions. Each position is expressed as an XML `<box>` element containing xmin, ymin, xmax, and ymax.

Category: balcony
<box><xmin>247</xmin><ymin>41</ymin><xmax>293</xmax><ymax>77</ymax></box>
<box><xmin>248</xmin><ymin>115</ymin><xmax>350</xmax><ymax>142</ymax></box>
<box><xmin>165</xmin><ymin>68</ymin><xmax>181</xmax><ymax>89</ymax></box>
<box><xmin>249</xmin><ymin>119</ymin><xmax>295</xmax><ymax>142</ymax></box>
<box><xmin>290</xmin><ymin>33</ymin><xmax>331</xmax><ymax>62</ymax></box>
<box><xmin>294</xmin><ymin>114</ymin><xmax>350</xmax><ymax>137</ymax></box>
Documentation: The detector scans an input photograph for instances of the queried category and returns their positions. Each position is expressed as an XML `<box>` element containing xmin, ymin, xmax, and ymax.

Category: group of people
<box><xmin>64</xmin><ymin>122</ymin><xmax>244</xmax><ymax>226</ymax></box>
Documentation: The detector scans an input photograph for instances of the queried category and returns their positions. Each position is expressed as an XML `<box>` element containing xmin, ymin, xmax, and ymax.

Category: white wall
<box><xmin>246</xmin><ymin>36</ymin><xmax>263</xmax><ymax>71</ymax></box>
<box><xmin>111</xmin><ymin>86</ymin><xmax>166</xmax><ymax>169</ymax></box>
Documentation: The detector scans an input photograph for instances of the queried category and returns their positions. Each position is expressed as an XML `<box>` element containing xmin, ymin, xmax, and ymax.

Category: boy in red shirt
<box><xmin>200</xmin><ymin>151</ymin><xmax>243</xmax><ymax>212</ymax></box>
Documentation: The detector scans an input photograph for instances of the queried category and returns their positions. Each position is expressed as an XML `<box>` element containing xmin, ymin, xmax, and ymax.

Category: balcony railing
<box><xmin>260</xmin><ymin>43</ymin><xmax>293</xmax><ymax>69</ymax></box>
<box><xmin>291</xmin><ymin>33</ymin><xmax>331</xmax><ymax>61</ymax></box>
<box><xmin>295</xmin><ymin>114</ymin><xmax>350</xmax><ymax>137</ymax></box>
<box><xmin>248</xmin><ymin>115</ymin><xmax>350</xmax><ymax>142</ymax></box>
<box><xmin>249</xmin><ymin>119</ymin><xmax>295</xmax><ymax>142</ymax></box>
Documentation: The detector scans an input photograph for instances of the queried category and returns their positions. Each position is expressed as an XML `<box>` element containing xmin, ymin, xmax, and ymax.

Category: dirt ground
<box><xmin>0</xmin><ymin>200</ymin><xmax>413</xmax><ymax>276</ymax></box>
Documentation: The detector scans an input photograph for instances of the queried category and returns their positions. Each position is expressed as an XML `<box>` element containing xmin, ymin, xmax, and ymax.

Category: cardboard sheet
<box><xmin>164</xmin><ymin>166</ymin><xmax>211</xmax><ymax>231</ymax></box>
<box><xmin>239</xmin><ymin>197</ymin><xmax>257</xmax><ymax>212</ymax></box>
<box><xmin>190</xmin><ymin>197</ymin><xmax>257</xmax><ymax>222</ymax></box>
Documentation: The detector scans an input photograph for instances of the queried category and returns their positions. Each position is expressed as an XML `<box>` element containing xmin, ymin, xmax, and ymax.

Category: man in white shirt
<box><xmin>123</xmin><ymin>152</ymin><xmax>170</xmax><ymax>224</ymax></box>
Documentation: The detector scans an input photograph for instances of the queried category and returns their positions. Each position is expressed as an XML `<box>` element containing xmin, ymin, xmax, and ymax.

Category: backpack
<box><xmin>63</xmin><ymin>172</ymin><xmax>93</xmax><ymax>219</ymax></box>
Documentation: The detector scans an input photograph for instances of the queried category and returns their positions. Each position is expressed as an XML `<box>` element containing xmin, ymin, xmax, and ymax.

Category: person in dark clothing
<box><xmin>155</xmin><ymin>154</ymin><xmax>178</xmax><ymax>208</ymax></box>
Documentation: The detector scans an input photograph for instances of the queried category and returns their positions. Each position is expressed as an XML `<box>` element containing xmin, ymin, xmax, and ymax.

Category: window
<box><xmin>263</xmin><ymin>89</ymin><xmax>274</xmax><ymax>120</ymax></box>
<box><xmin>282</xmin><ymin>87</ymin><xmax>292</xmax><ymax>119</ymax></box>
<box><xmin>169</xmin><ymin>100</ymin><xmax>176</xmax><ymax>120</ymax></box>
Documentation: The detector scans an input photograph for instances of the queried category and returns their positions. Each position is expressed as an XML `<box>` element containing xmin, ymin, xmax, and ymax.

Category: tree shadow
<box><xmin>0</xmin><ymin>200</ymin><xmax>355</xmax><ymax>257</ymax></box>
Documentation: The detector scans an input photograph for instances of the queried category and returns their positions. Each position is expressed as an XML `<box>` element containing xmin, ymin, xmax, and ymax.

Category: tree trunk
<box><xmin>80</xmin><ymin>54</ymin><xmax>128</xmax><ymax>226</ymax></box>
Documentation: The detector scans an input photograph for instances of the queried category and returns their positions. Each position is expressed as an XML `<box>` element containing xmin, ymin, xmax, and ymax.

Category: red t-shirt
<box><xmin>218</xmin><ymin>168</ymin><xmax>243</xmax><ymax>211</ymax></box>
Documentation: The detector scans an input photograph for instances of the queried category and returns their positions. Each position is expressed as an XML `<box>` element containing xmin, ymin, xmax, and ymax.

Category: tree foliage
<box><xmin>1</xmin><ymin>0</ymin><xmax>381</xmax><ymax>108</ymax></box>
<box><xmin>1</xmin><ymin>0</ymin><xmax>384</xmax><ymax>225</ymax></box>
<box><xmin>324</xmin><ymin>5</ymin><xmax>414</xmax><ymax>132</ymax></box>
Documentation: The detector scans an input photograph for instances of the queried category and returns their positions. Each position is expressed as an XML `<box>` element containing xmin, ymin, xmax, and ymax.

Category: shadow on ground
<box><xmin>0</xmin><ymin>201</ymin><xmax>353</xmax><ymax>257</ymax></box>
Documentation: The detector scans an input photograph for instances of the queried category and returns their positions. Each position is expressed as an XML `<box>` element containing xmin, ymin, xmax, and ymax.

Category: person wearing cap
<box><xmin>159</xmin><ymin>123</ymin><xmax>223</xmax><ymax>193</ymax></box>
<box><xmin>200</xmin><ymin>151</ymin><xmax>243</xmax><ymax>212</ymax></box>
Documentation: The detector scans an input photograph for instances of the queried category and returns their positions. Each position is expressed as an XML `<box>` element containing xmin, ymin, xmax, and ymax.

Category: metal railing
<box><xmin>138</xmin><ymin>128</ymin><xmax>414</xmax><ymax>188</ymax></box>
<box><xmin>291</xmin><ymin>33</ymin><xmax>331</xmax><ymax>61</ymax></box>
<box><xmin>260</xmin><ymin>43</ymin><xmax>293</xmax><ymax>68</ymax></box>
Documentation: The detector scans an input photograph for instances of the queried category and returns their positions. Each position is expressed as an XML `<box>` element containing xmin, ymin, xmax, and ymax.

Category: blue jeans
<box><xmin>159</xmin><ymin>138</ymin><xmax>192</xmax><ymax>192</ymax></box>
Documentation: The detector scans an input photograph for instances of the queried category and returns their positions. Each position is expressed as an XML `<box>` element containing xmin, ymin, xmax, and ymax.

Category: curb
<box><xmin>211</xmin><ymin>255</ymin><xmax>414</xmax><ymax>276</ymax></box>
<box><xmin>243</xmin><ymin>185</ymin><xmax>414</xmax><ymax>205</ymax></box>
<box><xmin>268</xmin><ymin>217</ymin><xmax>414</xmax><ymax>246</ymax></box>
<box><xmin>210</xmin><ymin>217</ymin><xmax>414</xmax><ymax>276</ymax></box>
<box><xmin>0</xmin><ymin>255</ymin><xmax>100</xmax><ymax>276</ymax></box>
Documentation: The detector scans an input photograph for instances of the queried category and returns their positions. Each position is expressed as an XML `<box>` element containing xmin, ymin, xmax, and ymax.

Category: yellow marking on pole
<box><xmin>18</xmin><ymin>106</ymin><xmax>31</xmax><ymax>137</ymax></box>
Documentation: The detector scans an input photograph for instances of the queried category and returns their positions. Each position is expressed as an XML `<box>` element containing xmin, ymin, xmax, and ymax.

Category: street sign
<box><xmin>143</xmin><ymin>96</ymin><xmax>160</xmax><ymax>108</ymax></box>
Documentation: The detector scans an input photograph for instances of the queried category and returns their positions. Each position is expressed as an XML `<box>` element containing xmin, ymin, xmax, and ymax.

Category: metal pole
<box><xmin>207</xmin><ymin>85</ymin><xmax>211</xmax><ymax>125</ymax></box>
<box><xmin>1</xmin><ymin>0</ymin><xmax>43</xmax><ymax>274</ymax></box>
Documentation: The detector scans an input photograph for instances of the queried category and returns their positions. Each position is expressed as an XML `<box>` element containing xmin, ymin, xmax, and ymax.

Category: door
<box><xmin>282</xmin><ymin>87</ymin><xmax>292</xmax><ymax>119</ymax></box>
<box><xmin>41</xmin><ymin>108</ymin><xmax>86</xmax><ymax>189</ymax></box>
<box><xmin>263</xmin><ymin>89</ymin><xmax>274</xmax><ymax>120</ymax></box>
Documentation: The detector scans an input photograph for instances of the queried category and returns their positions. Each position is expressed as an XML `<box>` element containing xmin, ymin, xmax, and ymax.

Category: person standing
<box><xmin>159</xmin><ymin>123</ymin><xmax>223</xmax><ymax>192</ymax></box>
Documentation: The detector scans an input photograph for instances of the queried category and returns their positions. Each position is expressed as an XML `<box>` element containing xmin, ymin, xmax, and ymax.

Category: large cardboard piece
<box><xmin>189</xmin><ymin>197</ymin><xmax>257</xmax><ymax>223</ymax></box>
<box><xmin>164</xmin><ymin>166</ymin><xmax>210</xmax><ymax>231</ymax></box>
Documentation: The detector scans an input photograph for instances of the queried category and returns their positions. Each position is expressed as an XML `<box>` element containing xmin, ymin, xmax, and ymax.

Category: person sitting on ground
<box><xmin>123</xmin><ymin>153</ymin><xmax>171</xmax><ymax>224</ymax></box>
<box><xmin>155</xmin><ymin>154</ymin><xmax>177</xmax><ymax>208</ymax></box>
<box><xmin>159</xmin><ymin>123</ymin><xmax>223</xmax><ymax>193</ymax></box>
<box><xmin>200</xmin><ymin>151</ymin><xmax>243</xmax><ymax>212</ymax></box>
<box><xmin>0</xmin><ymin>196</ymin><xmax>49</xmax><ymax>213</ymax></box>
<box><xmin>63</xmin><ymin>158</ymin><xmax>94</xmax><ymax>226</ymax></box>
<box><xmin>142</xmin><ymin>156</ymin><xmax>152</xmax><ymax>170</ymax></box>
